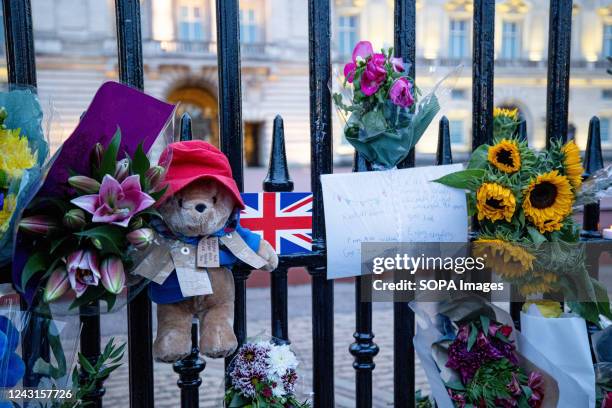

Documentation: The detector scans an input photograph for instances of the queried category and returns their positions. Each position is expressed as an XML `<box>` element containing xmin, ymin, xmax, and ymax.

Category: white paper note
<box><xmin>321</xmin><ymin>164</ymin><xmax>468</xmax><ymax>279</ymax></box>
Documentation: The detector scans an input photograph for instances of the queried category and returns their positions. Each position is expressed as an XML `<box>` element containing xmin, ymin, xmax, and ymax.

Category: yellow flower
<box><xmin>0</xmin><ymin>128</ymin><xmax>36</xmax><ymax>180</ymax></box>
<box><xmin>474</xmin><ymin>238</ymin><xmax>534</xmax><ymax>278</ymax></box>
<box><xmin>522</xmin><ymin>171</ymin><xmax>574</xmax><ymax>233</ymax></box>
<box><xmin>561</xmin><ymin>140</ymin><xmax>583</xmax><ymax>189</ymax></box>
<box><xmin>493</xmin><ymin>107</ymin><xmax>519</xmax><ymax>121</ymax></box>
<box><xmin>522</xmin><ymin>300</ymin><xmax>562</xmax><ymax>318</ymax></box>
<box><xmin>488</xmin><ymin>139</ymin><xmax>521</xmax><ymax>173</ymax></box>
<box><xmin>0</xmin><ymin>194</ymin><xmax>16</xmax><ymax>233</ymax></box>
<box><xmin>476</xmin><ymin>183</ymin><xmax>516</xmax><ymax>222</ymax></box>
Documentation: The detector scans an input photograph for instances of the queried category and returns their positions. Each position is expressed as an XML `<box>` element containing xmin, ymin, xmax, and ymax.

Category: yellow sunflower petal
<box><xmin>522</xmin><ymin>170</ymin><xmax>574</xmax><ymax>233</ymax></box>
<box><xmin>561</xmin><ymin>140</ymin><xmax>584</xmax><ymax>189</ymax></box>
<box><xmin>476</xmin><ymin>183</ymin><xmax>516</xmax><ymax>222</ymax></box>
<box><xmin>488</xmin><ymin>139</ymin><xmax>521</xmax><ymax>173</ymax></box>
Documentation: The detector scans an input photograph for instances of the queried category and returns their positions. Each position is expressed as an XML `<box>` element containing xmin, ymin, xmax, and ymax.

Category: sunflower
<box><xmin>476</xmin><ymin>183</ymin><xmax>516</xmax><ymax>222</ymax></box>
<box><xmin>522</xmin><ymin>171</ymin><xmax>574</xmax><ymax>233</ymax></box>
<box><xmin>474</xmin><ymin>238</ymin><xmax>535</xmax><ymax>278</ymax></box>
<box><xmin>488</xmin><ymin>139</ymin><xmax>521</xmax><ymax>173</ymax></box>
<box><xmin>493</xmin><ymin>107</ymin><xmax>519</xmax><ymax>121</ymax></box>
<box><xmin>561</xmin><ymin>140</ymin><xmax>583</xmax><ymax>189</ymax></box>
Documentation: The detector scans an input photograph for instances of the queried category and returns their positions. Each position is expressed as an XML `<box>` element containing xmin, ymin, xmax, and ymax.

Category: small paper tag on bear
<box><xmin>219</xmin><ymin>233</ymin><xmax>268</xmax><ymax>269</ymax></box>
<box><xmin>197</xmin><ymin>237</ymin><xmax>220</xmax><ymax>268</ymax></box>
<box><xmin>131</xmin><ymin>241</ymin><xmax>174</xmax><ymax>284</ymax></box>
<box><xmin>170</xmin><ymin>245</ymin><xmax>213</xmax><ymax>297</ymax></box>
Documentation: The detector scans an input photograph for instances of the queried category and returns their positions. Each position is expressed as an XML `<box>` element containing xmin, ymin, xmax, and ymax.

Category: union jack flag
<box><xmin>240</xmin><ymin>192</ymin><xmax>313</xmax><ymax>254</ymax></box>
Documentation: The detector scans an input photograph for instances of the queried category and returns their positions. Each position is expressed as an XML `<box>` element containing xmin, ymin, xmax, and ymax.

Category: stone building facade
<box><xmin>4</xmin><ymin>0</ymin><xmax>612</xmax><ymax>165</ymax></box>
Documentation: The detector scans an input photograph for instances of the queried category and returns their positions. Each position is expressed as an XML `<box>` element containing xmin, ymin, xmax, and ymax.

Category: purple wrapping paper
<box><xmin>14</xmin><ymin>81</ymin><xmax>175</xmax><ymax>302</ymax></box>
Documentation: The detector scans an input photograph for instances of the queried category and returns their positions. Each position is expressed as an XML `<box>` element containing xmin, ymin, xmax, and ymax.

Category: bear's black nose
<box><xmin>195</xmin><ymin>204</ymin><xmax>207</xmax><ymax>213</ymax></box>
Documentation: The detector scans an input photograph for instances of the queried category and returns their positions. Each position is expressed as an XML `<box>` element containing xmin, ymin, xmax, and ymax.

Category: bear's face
<box><xmin>158</xmin><ymin>179</ymin><xmax>235</xmax><ymax>237</ymax></box>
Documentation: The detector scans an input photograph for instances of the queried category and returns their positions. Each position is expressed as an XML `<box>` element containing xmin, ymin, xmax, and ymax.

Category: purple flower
<box><xmin>361</xmin><ymin>53</ymin><xmax>387</xmax><ymax>96</ymax></box>
<box><xmin>343</xmin><ymin>41</ymin><xmax>374</xmax><ymax>83</ymax></box>
<box><xmin>66</xmin><ymin>249</ymin><xmax>101</xmax><ymax>297</ymax></box>
<box><xmin>391</xmin><ymin>57</ymin><xmax>404</xmax><ymax>72</ymax></box>
<box><xmin>281</xmin><ymin>368</ymin><xmax>298</xmax><ymax>394</ymax></box>
<box><xmin>507</xmin><ymin>372</ymin><xmax>522</xmax><ymax>397</ymax></box>
<box><xmin>71</xmin><ymin>175</ymin><xmax>155</xmax><ymax>228</ymax></box>
<box><xmin>527</xmin><ymin>372</ymin><xmax>544</xmax><ymax>408</ymax></box>
<box><xmin>100</xmin><ymin>256</ymin><xmax>126</xmax><ymax>295</ymax></box>
<box><xmin>602</xmin><ymin>391</ymin><xmax>612</xmax><ymax>408</ymax></box>
<box><xmin>389</xmin><ymin>77</ymin><xmax>415</xmax><ymax>108</ymax></box>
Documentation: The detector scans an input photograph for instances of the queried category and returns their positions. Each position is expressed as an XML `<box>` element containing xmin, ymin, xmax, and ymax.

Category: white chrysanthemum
<box><xmin>269</xmin><ymin>374</ymin><xmax>287</xmax><ymax>397</ymax></box>
<box><xmin>267</xmin><ymin>344</ymin><xmax>298</xmax><ymax>376</ymax></box>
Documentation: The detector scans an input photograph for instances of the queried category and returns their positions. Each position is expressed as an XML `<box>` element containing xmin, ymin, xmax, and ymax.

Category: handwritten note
<box><xmin>321</xmin><ymin>164</ymin><xmax>468</xmax><ymax>279</ymax></box>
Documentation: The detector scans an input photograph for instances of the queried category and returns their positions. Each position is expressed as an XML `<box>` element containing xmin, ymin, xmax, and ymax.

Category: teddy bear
<box><xmin>147</xmin><ymin>141</ymin><xmax>278</xmax><ymax>363</ymax></box>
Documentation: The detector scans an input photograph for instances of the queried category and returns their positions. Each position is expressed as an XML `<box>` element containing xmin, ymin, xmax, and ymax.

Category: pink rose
<box><xmin>391</xmin><ymin>57</ymin><xmax>405</xmax><ymax>72</ymax></box>
<box><xmin>388</xmin><ymin>77</ymin><xmax>415</xmax><ymax>108</ymax></box>
<box><xmin>343</xmin><ymin>41</ymin><xmax>374</xmax><ymax>83</ymax></box>
<box><xmin>361</xmin><ymin>53</ymin><xmax>387</xmax><ymax>96</ymax></box>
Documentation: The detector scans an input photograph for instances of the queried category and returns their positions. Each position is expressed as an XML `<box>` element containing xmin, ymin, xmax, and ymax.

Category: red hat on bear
<box><xmin>158</xmin><ymin>141</ymin><xmax>245</xmax><ymax>209</ymax></box>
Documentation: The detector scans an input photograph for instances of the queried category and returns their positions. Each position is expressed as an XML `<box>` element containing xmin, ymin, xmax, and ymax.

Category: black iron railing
<box><xmin>3</xmin><ymin>0</ymin><xmax>605</xmax><ymax>407</ymax></box>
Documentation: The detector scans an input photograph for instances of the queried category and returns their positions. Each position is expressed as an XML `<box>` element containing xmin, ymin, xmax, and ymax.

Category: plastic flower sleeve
<box><xmin>0</xmin><ymin>87</ymin><xmax>56</xmax><ymax>268</ymax></box>
<box><xmin>575</xmin><ymin>163</ymin><xmax>612</xmax><ymax>206</ymax></box>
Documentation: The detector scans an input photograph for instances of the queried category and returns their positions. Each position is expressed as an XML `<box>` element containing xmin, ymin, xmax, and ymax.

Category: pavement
<box><xmin>90</xmin><ymin>281</ymin><xmax>431</xmax><ymax>407</ymax></box>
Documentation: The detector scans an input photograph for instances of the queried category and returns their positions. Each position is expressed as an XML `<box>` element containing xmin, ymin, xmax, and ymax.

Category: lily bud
<box><xmin>63</xmin><ymin>209</ymin><xmax>86</xmax><ymax>229</ymax></box>
<box><xmin>114</xmin><ymin>159</ymin><xmax>130</xmax><ymax>182</ymax></box>
<box><xmin>100</xmin><ymin>256</ymin><xmax>125</xmax><ymax>295</ymax></box>
<box><xmin>127</xmin><ymin>228</ymin><xmax>155</xmax><ymax>250</ymax></box>
<box><xmin>145</xmin><ymin>166</ymin><xmax>165</xmax><ymax>190</ymax></box>
<box><xmin>19</xmin><ymin>215</ymin><xmax>59</xmax><ymax>235</ymax></box>
<box><xmin>91</xmin><ymin>142</ymin><xmax>104</xmax><ymax>169</ymax></box>
<box><xmin>43</xmin><ymin>267</ymin><xmax>70</xmax><ymax>303</ymax></box>
<box><xmin>68</xmin><ymin>175</ymin><xmax>100</xmax><ymax>194</ymax></box>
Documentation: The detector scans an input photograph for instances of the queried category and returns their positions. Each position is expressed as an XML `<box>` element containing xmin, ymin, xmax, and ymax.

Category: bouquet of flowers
<box><xmin>332</xmin><ymin>40</ymin><xmax>440</xmax><ymax>169</ymax></box>
<box><xmin>434</xmin><ymin>108</ymin><xmax>611</xmax><ymax>324</ymax></box>
<box><xmin>412</xmin><ymin>297</ymin><xmax>558</xmax><ymax>408</ymax></box>
<box><xmin>225</xmin><ymin>340</ymin><xmax>310</xmax><ymax>408</ymax></box>
<box><xmin>0</xmin><ymin>89</ymin><xmax>50</xmax><ymax>267</ymax></box>
<box><xmin>17</xmin><ymin>130</ymin><xmax>167</xmax><ymax>312</ymax></box>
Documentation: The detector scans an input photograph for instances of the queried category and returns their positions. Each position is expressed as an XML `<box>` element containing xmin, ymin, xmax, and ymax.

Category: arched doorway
<box><xmin>167</xmin><ymin>86</ymin><xmax>219</xmax><ymax>146</ymax></box>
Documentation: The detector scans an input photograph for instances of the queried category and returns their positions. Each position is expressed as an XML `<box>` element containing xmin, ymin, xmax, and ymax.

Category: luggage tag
<box><xmin>131</xmin><ymin>238</ymin><xmax>175</xmax><ymax>284</ymax></box>
<box><xmin>197</xmin><ymin>237</ymin><xmax>220</xmax><ymax>268</ymax></box>
<box><xmin>219</xmin><ymin>233</ymin><xmax>268</xmax><ymax>269</ymax></box>
<box><xmin>170</xmin><ymin>244</ymin><xmax>213</xmax><ymax>297</ymax></box>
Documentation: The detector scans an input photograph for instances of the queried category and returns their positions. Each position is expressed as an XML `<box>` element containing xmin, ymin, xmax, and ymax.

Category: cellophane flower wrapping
<box><xmin>0</xmin><ymin>88</ymin><xmax>53</xmax><ymax>268</ymax></box>
<box><xmin>0</xmin><ymin>291</ymin><xmax>81</xmax><ymax>406</ymax></box>
<box><xmin>332</xmin><ymin>41</ymin><xmax>444</xmax><ymax>169</ymax></box>
<box><xmin>411</xmin><ymin>296</ymin><xmax>561</xmax><ymax>408</ymax></box>
<box><xmin>13</xmin><ymin>81</ymin><xmax>176</xmax><ymax>316</ymax></box>
<box><xmin>225</xmin><ymin>336</ymin><xmax>311</xmax><ymax>408</ymax></box>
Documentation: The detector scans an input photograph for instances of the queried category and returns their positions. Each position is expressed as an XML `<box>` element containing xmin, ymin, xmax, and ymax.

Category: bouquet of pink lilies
<box><xmin>18</xmin><ymin>130</ymin><xmax>167</xmax><ymax>311</ymax></box>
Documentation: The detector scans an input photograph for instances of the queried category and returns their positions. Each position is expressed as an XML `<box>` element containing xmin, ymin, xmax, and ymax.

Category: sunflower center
<box><xmin>530</xmin><ymin>182</ymin><xmax>557</xmax><ymax>209</ymax></box>
<box><xmin>485</xmin><ymin>198</ymin><xmax>505</xmax><ymax>209</ymax></box>
<box><xmin>496</xmin><ymin>149</ymin><xmax>514</xmax><ymax>167</ymax></box>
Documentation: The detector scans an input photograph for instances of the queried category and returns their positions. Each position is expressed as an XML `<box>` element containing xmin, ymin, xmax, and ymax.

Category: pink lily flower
<box><xmin>100</xmin><ymin>256</ymin><xmax>126</xmax><ymax>295</ymax></box>
<box><xmin>71</xmin><ymin>174</ymin><xmax>155</xmax><ymax>228</ymax></box>
<box><xmin>66</xmin><ymin>250</ymin><xmax>101</xmax><ymax>297</ymax></box>
<box><xmin>343</xmin><ymin>40</ymin><xmax>374</xmax><ymax>83</ymax></box>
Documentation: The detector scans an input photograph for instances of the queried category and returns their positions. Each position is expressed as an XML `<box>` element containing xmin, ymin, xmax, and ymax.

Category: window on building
<box><xmin>451</xmin><ymin>89</ymin><xmax>467</xmax><ymax>100</ymax></box>
<box><xmin>603</xmin><ymin>90</ymin><xmax>612</xmax><ymax>100</ymax></box>
<box><xmin>449</xmin><ymin>19</ymin><xmax>469</xmax><ymax>59</ymax></box>
<box><xmin>178</xmin><ymin>4</ymin><xmax>204</xmax><ymax>41</ymax></box>
<box><xmin>604</xmin><ymin>24</ymin><xmax>612</xmax><ymax>58</ymax></box>
<box><xmin>240</xmin><ymin>8</ymin><xmax>260</xmax><ymax>43</ymax></box>
<box><xmin>501</xmin><ymin>21</ymin><xmax>520</xmax><ymax>59</ymax></box>
<box><xmin>449</xmin><ymin>120</ymin><xmax>465</xmax><ymax>145</ymax></box>
<box><xmin>601</xmin><ymin>118</ymin><xmax>611</xmax><ymax>143</ymax></box>
<box><xmin>338</xmin><ymin>15</ymin><xmax>359</xmax><ymax>57</ymax></box>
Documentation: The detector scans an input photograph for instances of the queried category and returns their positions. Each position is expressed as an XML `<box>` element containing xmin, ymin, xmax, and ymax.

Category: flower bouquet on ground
<box><xmin>225</xmin><ymin>339</ymin><xmax>310</xmax><ymax>408</ymax></box>
<box><xmin>412</xmin><ymin>297</ymin><xmax>560</xmax><ymax>408</ymax></box>
<box><xmin>434</xmin><ymin>108</ymin><xmax>611</xmax><ymax>324</ymax></box>
<box><xmin>17</xmin><ymin>130</ymin><xmax>167</xmax><ymax>313</ymax></box>
<box><xmin>332</xmin><ymin>40</ymin><xmax>442</xmax><ymax>169</ymax></box>
<box><xmin>0</xmin><ymin>88</ymin><xmax>51</xmax><ymax>268</ymax></box>
<box><xmin>11</xmin><ymin>82</ymin><xmax>175</xmax><ymax>314</ymax></box>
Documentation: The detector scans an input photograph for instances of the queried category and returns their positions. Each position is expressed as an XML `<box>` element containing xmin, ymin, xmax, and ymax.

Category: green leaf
<box><xmin>132</xmin><ymin>143</ymin><xmax>150</xmax><ymax>189</ymax></box>
<box><xmin>468</xmin><ymin>144</ymin><xmax>489</xmax><ymax>169</ymax></box>
<box><xmin>527</xmin><ymin>226</ymin><xmax>547</xmax><ymax>246</ymax></box>
<box><xmin>228</xmin><ymin>392</ymin><xmax>250</xmax><ymax>407</ymax></box>
<box><xmin>21</xmin><ymin>252</ymin><xmax>49</xmax><ymax>290</ymax></box>
<box><xmin>68</xmin><ymin>286</ymin><xmax>106</xmax><ymax>310</ymax></box>
<box><xmin>361</xmin><ymin>110</ymin><xmax>387</xmax><ymax>140</ymax></box>
<box><xmin>480</xmin><ymin>315</ymin><xmax>490</xmax><ymax>333</ymax></box>
<box><xmin>433</xmin><ymin>169</ymin><xmax>485</xmax><ymax>191</ymax></box>
<box><xmin>467</xmin><ymin>322</ymin><xmax>478</xmax><ymax>351</ymax></box>
<box><xmin>99</xmin><ymin>128</ymin><xmax>122</xmax><ymax>178</ymax></box>
<box><xmin>75</xmin><ymin>225</ymin><xmax>125</xmax><ymax>255</ymax></box>
<box><xmin>78</xmin><ymin>354</ymin><xmax>96</xmax><ymax>375</ymax></box>
<box><xmin>149</xmin><ymin>185</ymin><xmax>168</xmax><ymax>202</ymax></box>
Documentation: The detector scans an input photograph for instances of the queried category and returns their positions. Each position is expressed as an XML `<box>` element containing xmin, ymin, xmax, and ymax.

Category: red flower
<box><xmin>262</xmin><ymin>387</ymin><xmax>272</xmax><ymax>399</ymax></box>
<box><xmin>602</xmin><ymin>391</ymin><xmax>612</xmax><ymax>408</ymax></box>
<box><xmin>500</xmin><ymin>325</ymin><xmax>513</xmax><ymax>338</ymax></box>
